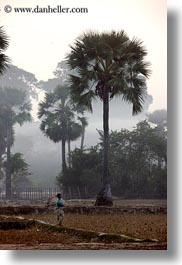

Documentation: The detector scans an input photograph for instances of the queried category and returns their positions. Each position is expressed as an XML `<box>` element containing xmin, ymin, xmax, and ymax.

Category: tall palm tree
<box><xmin>67</xmin><ymin>103</ymin><xmax>88</xmax><ymax>166</ymax></box>
<box><xmin>0</xmin><ymin>106</ymin><xmax>7</xmax><ymax>179</ymax></box>
<box><xmin>0</xmin><ymin>87</ymin><xmax>32</xmax><ymax>198</ymax></box>
<box><xmin>67</xmin><ymin>121</ymin><xmax>82</xmax><ymax>168</ymax></box>
<box><xmin>0</xmin><ymin>26</ymin><xmax>10</xmax><ymax>76</ymax></box>
<box><xmin>38</xmin><ymin>85</ymin><xmax>82</xmax><ymax>172</ymax></box>
<box><xmin>77</xmin><ymin>116</ymin><xmax>88</xmax><ymax>150</ymax></box>
<box><xmin>67</xmin><ymin>30</ymin><xmax>151</xmax><ymax>206</ymax></box>
<box><xmin>70</xmin><ymin>103</ymin><xmax>88</xmax><ymax>150</ymax></box>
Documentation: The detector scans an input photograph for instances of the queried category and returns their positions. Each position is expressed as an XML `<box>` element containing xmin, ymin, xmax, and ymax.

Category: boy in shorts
<box><xmin>55</xmin><ymin>193</ymin><xmax>64</xmax><ymax>226</ymax></box>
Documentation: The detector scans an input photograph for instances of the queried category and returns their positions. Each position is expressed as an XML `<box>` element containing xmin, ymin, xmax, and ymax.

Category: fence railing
<box><xmin>0</xmin><ymin>186</ymin><xmax>92</xmax><ymax>200</ymax></box>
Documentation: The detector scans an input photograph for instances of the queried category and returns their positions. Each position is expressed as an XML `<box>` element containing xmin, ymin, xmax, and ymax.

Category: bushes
<box><xmin>57</xmin><ymin>120</ymin><xmax>167</xmax><ymax>199</ymax></box>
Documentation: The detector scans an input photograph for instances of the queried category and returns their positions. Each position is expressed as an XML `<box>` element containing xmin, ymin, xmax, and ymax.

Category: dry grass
<box><xmin>0</xmin><ymin>200</ymin><xmax>167</xmax><ymax>249</ymax></box>
<box><xmin>22</xmin><ymin>212</ymin><xmax>167</xmax><ymax>242</ymax></box>
<box><xmin>0</xmin><ymin>227</ymin><xmax>82</xmax><ymax>244</ymax></box>
<box><xmin>62</xmin><ymin>199</ymin><xmax>167</xmax><ymax>207</ymax></box>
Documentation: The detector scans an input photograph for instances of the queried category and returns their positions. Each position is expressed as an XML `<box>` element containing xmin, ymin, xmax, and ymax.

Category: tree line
<box><xmin>58</xmin><ymin>116</ymin><xmax>167</xmax><ymax>199</ymax></box>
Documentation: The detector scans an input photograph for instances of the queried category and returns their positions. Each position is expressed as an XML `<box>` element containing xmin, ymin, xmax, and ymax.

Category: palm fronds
<box><xmin>0</xmin><ymin>26</ymin><xmax>10</xmax><ymax>75</ymax></box>
<box><xmin>66</xmin><ymin>30</ymin><xmax>151</xmax><ymax>114</ymax></box>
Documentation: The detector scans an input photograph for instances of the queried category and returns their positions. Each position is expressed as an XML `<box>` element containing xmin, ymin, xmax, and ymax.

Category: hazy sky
<box><xmin>0</xmin><ymin>0</ymin><xmax>167</xmax><ymax>111</ymax></box>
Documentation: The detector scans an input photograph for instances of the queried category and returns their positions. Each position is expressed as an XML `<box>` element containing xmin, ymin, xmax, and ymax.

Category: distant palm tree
<box><xmin>38</xmin><ymin>85</ymin><xmax>82</xmax><ymax>172</ymax></box>
<box><xmin>67</xmin><ymin>30</ymin><xmax>151</xmax><ymax>206</ymax></box>
<box><xmin>0</xmin><ymin>26</ymin><xmax>10</xmax><ymax>76</ymax></box>
<box><xmin>0</xmin><ymin>87</ymin><xmax>32</xmax><ymax>198</ymax></box>
<box><xmin>0</xmin><ymin>106</ymin><xmax>7</xmax><ymax>179</ymax></box>
<box><xmin>67</xmin><ymin>104</ymin><xmax>88</xmax><ymax>166</ymax></box>
<box><xmin>78</xmin><ymin>116</ymin><xmax>88</xmax><ymax>150</ymax></box>
<box><xmin>67</xmin><ymin>120</ymin><xmax>82</xmax><ymax>168</ymax></box>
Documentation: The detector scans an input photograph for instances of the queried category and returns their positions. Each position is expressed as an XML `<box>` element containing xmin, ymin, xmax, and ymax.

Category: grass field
<box><xmin>0</xmin><ymin>200</ymin><xmax>167</xmax><ymax>249</ymax></box>
<box><xmin>21</xmin><ymin>212</ymin><xmax>167</xmax><ymax>242</ymax></box>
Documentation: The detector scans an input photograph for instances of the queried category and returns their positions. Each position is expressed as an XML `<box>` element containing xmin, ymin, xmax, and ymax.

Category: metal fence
<box><xmin>0</xmin><ymin>186</ymin><xmax>91</xmax><ymax>200</ymax></box>
<box><xmin>0</xmin><ymin>187</ymin><xmax>60</xmax><ymax>200</ymax></box>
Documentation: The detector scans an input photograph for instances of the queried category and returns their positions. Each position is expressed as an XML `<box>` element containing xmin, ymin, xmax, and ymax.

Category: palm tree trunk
<box><xmin>6</xmin><ymin>126</ymin><xmax>12</xmax><ymax>199</ymax></box>
<box><xmin>80</xmin><ymin>127</ymin><xmax>85</xmax><ymax>150</ymax></box>
<box><xmin>68</xmin><ymin>138</ymin><xmax>71</xmax><ymax>168</ymax></box>
<box><xmin>95</xmin><ymin>89</ymin><xmax>113</xmax><ymax>206</ymax></box>
<box><xmin>62</xmin><ymin>138</ymin><xmax>66</xmax><ymax>173</ymax></box>
<box><xmin>103</xmin><ymin>92</ymin><xmax>109</xmax><ymax>186</ymax></box>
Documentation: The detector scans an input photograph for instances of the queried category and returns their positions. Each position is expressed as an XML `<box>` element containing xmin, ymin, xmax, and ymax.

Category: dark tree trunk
<box><xmin>80</xmin><ymin>127</ymin><xmax>85</xmax><ymax>150</ymax></box>
<box><xmin>6</xmin><ymin>126</ymin><xmax>12</xmax><ymax>199</ymax></box>
<box><xmin>95</xmin><ymin>89</ymin><xmax>113</xmax><ymax>206</ymax></box>
<box><xmin>62</xmin><ymin>138</ymin><xmax>66</xmax><ymax>173</ymax></box>
<box><xmin>103</xmin><ymin>91</ymin><xmax>109</xmax><ymax>186</ymax></box>
<box><xmin>68</xmin><ymin>138</ymin><xmax>71</xmax><ymax>168</ymax></box>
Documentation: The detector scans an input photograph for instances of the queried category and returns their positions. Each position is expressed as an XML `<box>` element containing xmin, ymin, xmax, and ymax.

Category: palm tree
<box><xmin>0</xmin><ymin>87</ymin><xmax>32</xmax><ymax>198</ymax></box>
<box><xmin>78</xmin><ymin>116</ymin><xmax>88</xmax><ymax>150</ymax></box>
<box><xmin>67</xmin><ymin>121</ymin><xmax>82</xmax><ymax>168</ymax></box>
<box><xmin>38</xmin><ymin>85</ymin><xmax>82</xmax><ymax>172</ymax></box>
<box><xmin>67</xmin><ymin>104</ymin><xmax>88</xmax><ymax>166</ymax></box>
<box><xmin>70</xmin><ymin>103</ymin><xmax>88</xmax><ymax>150</ymax></box>
<box><xmin>0</xmin><ymin>26</ymin><xmax>10</xmax><ymax>76</ymax></box>
<box><xmin>0</xmin><ymin>106</ymin><xmax>7</xmax><ymax>179</ymax></box>
<box><xmin>67</xmin><ymin>30</ymin><xmax>151</xmax><ymax>206</ymax></box>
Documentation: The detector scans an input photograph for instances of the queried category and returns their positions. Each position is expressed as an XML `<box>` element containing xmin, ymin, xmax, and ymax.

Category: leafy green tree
<box><xmin>57</xmin><ymin>120</ymin><xmax>167</xmax><ymax>199</ymax></box>
<box><xmin>57</xmin><ymin>147</ymin><xmax>102</xmax><ymax>195</ymax></box>
<box><xmin>10</xmin><ymin>153</ymin><xmax>31</xmax><ymax>190</ymax></box>
<box><xmin>148</xmin><ymin>110</ymin><xmax>167</xmax><ymax>157</ymax></box>
<box><xmin>108</xmin><ymin>121</ymin><xmax>167</xmax><ymax>198</ymax></box>
<box><xmin>148</xmin><ymin>109</ymin><xmax>167</xmax><ymax>127</ymax></box>
<box><xmin>0</xmin><ymin>87</ymin><xmax>32</xmax><ymax>198</ymax></box>
<box><xmin>67</xmin><ymin>30</ymin><xmax>151</xmax><ymax>205</ymax></box>
<box><xmin>0</xmin><ymin>26</ymin><xmax>9</xmax><ymax>76</ymax></box>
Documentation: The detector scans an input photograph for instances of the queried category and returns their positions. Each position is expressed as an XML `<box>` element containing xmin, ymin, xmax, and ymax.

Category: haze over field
<box><xmin>0</xmin><ymin>63</ymin><xmax>153</xmax><ymax>186</ymax></box>
<box><xmin>0</xmin><ymin>0</ymin><xmax>167</xmax><ymax>186</ymax></box>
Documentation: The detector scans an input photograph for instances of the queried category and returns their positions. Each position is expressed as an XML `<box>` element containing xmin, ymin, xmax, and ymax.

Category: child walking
<box><xmin>55</xmin><ymin>193</ymin><xmax>64</xmax><ymax>226</ymax></box>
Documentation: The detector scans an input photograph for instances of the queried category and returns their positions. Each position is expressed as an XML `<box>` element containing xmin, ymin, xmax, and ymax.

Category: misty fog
<box><xmin>2</xmin><ymin>63</ymin><xmax>153</xmax><ymax>186</ymax></box>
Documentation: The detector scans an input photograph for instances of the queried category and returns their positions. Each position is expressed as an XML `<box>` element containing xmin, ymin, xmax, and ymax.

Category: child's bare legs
<box><xmin>56</xmin><ymin>209</ymin><xmax>64</xmax><ymax>225</ymax></box>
